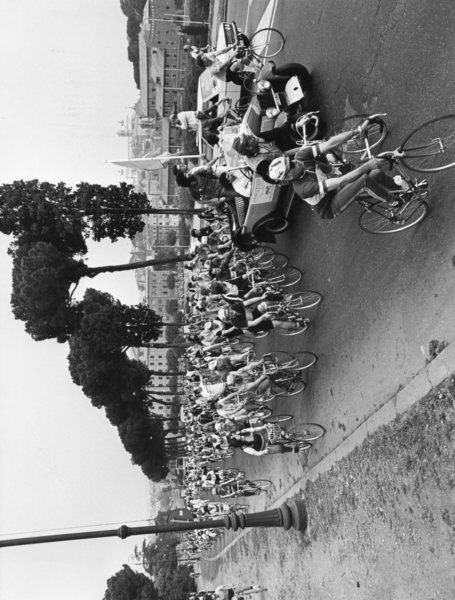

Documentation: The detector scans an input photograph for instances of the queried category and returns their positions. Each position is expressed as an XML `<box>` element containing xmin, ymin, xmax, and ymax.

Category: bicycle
<box><xmin>227</xmin><ymin>21</ymin><xmax>285</xmax><ymax>61</ymax></box>
<box><xmin>327</xmin><ymin>113</ymin><xmax>455</xmax><ymax>233</ymax></box>
<box><xmin>262</xmin><ymin>350</ymin><xmax>318</xmax><ymax>371</ymax></box>
<box><xmin>264</xmin><ymin>421</ymin><xmax>326</xmax><ymax>452</ymax></box>
<box><xmin>255</xmin><ymin>368</ymin><xmax>307</xmax><ymax>402</ymax></box>
<box><xmin>215</xmin><ymin>478</ymin><xmax>272</xmax><ymax>498</ymax></box>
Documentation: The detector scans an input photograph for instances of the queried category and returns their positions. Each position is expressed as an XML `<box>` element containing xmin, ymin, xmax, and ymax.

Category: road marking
<box><xmin>245</xmin><ymin>0</ymin><xmax>278</xmax><ymax>33</ymax></box>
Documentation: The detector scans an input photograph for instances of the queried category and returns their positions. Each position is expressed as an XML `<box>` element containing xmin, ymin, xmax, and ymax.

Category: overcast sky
<box><xmin>0</xmin><ymin>2</ymin><xmax>156</xmax><ymax>599</ymax></box>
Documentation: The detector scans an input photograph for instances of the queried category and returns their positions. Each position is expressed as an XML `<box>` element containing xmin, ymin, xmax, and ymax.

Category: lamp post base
<box><xmin>224</xmin><ymin>500</ymin><xmax>308</xmax><ymax>533</ymax></box>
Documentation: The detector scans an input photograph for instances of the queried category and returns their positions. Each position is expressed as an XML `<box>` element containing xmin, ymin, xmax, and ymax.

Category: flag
<box><xmin>108</xmin><ymin>150</ymin><xmax>203</xmax><ymax>171</ymax></box>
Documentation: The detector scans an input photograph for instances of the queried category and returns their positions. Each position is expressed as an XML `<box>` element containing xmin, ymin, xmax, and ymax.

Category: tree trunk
<box><xmin>84</xmin><ymin>254</ymin><xmax>193</xmax><ymax>277</ymax></box>
<box><xmin>146</xmin><ymin>343</ymin><xmax>190</xmax><ymax>349</ymax></box>
<box><xmin>148</xmin><ymin>370</ymin><xmax>186</xmax><ymax>376</ymax></box>
<box><xmin>81</xmin><ymin>207</ymin><xmax>204</xmax><ymax>216</ymax></box>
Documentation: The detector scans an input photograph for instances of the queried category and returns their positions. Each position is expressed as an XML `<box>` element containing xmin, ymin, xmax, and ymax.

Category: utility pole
<box><xmin>0</xmin><ymin>501</ymin><xmax>308</xmax><ymax>548</ymax></box>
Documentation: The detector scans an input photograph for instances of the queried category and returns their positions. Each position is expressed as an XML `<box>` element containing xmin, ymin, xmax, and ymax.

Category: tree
<box><xmin>0</xmin><ymin>179</ymin><xmax>203</xmax><ymax>248</ymax></box>
<box><xmin>11</xmin><ymin>241</ymin><xmax>81</xmax><ymax>342</ymax></box>
<box><xmin>166</xmin><ymin>273</ymin><xmax>176</xmax><ymax>290</ymax></box>
<box><xmin>77</xmin><ymin>288</ymin><xmax>162</xmax><ymax>352</ymax></box>
<box><xmin>0</xmin><ymin>180</ymin><xmax>88</xmax><ymax>254</ymax></box>
<box><xmin>165</xmin><ymin>230</ymin><xmax>177</xmax><ymax>245</ymax></box>
<box><xmin>166</xmin><ymin>298</ymin><xmax>179</xmax><ymax>315</ymax></box>
<box><xmin>104</xmin><ymin>564</ymin><xmax>157</xmax><ymax>600</ymax></box>
<box><xmin>10</xmin><ymin>240</ymin><xmax>192</xmax><ymax>342</ymax></box>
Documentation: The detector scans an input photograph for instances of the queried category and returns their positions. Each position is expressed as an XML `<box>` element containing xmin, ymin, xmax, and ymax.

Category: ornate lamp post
<box><xmin>0</xmin><ymin>500</ymin><xmax>307</xmax><ymax>548</ymax></box>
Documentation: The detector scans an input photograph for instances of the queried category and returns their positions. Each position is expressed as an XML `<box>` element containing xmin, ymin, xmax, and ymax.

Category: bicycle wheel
<box><xmin>288</xmin><ymin>423</ymin><xmax>326</xmax><ymax>442</ymax></box>
<box><xmin>399</xmin><ymin>114</ymin><xmax>455</xmax><ymax>172</ymax></box>
<box><xmin>296</xmin><ymin>440</ymin><xmax>313</xmax><ymax>451</ymax></box>
<box><xmin>232</xmin><ymin>341</ymin><xmax>256</xmax><ymax>353</ymax></box>
<box><xmin>271</xmin><ymin>374</ymin><xmax>306</xmax><ymax>396</ymax></box>
<box><xmin>251</xmin><ymin>479</ymin><xmax>273</xmax><ymax>490</ymax></box>
<box><xmin>263</xmin><ymin>351</ymin><xmax>294</xmax><ymax>368</ymax></box>
<box><xmin>243</xmin><ymin>329</ymin><xmax>270</xmax><ymax>339</ymax></box>
<box><xmin>285</xmin><ymin>291</ymin><xmax>323</xmax><ymax>310</ymax></box>
<box><xmin>288</xmin><ymin>351</ymin><xmax>318</xmax><ymax>371</ymax></box>
<box><xmin>248</xmin><ymin>28</ymin><xmax>285</xmax><ymax>59</ymax></box>
<box><xmin>248</xmin><ymin>405</ymin><xmax>273</xmax><ymax>420</ymax></box>
<box><xmin>273</xmin><ymin>320</ymin><xmax>309</xmax><ymax>336</ymax></box>
<box><xmin>268</xmin><ymin>266</ymin><xmax>303</xmax><ymax>288</ymax></box>
<box><xmin>328</xmin><ymin>114</ymin><xmax>388</xmax><ymax>162</ymax></box>
<box><xmin>265</xmin><ymin>414</ymin><xmax>294</xmax><ymax>424</ymax></box>
<box><xmin>255</xmin><ymin>252</ymin><xmax>289</xmax><ymax>269</ymax></box>
<box><xmin>249</xmin><ymin>245</ymin><xmax>275</xmax><ymax>262</ymax></box>
<box><xmin>359</xmin><ymin>197</ymin><xmax>428</xmax><ymax>234</ymax></box>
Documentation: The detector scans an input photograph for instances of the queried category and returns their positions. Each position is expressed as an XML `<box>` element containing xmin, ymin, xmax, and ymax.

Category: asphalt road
<box><xmin>215</xmin><ymin>0</ymin><xmax>455</xmax><ymax>502</ymax></box>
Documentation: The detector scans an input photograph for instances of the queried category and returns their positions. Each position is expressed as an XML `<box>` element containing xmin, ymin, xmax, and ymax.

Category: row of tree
<box><xmin>1</xmin><ymin>180</ymin><xmax>196</xmax><ymax>480</ymax></box>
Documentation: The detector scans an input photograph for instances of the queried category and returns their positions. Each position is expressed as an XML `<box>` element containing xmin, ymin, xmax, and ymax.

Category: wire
<box><xmin>0</xmin><ymin>517</ymin><xmax>155</xmax><ymax>538</ymax></box>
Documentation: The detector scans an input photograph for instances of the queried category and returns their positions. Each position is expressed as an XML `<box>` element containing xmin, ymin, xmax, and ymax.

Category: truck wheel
<box><xmin>273</xmin><ymin>63</ymin><xmax>311</xmax><ymax>90</ymax></box>
<box><xmin>263</xmin><ymin>215</ymin><xmax>289</xmax><ymax>234</ymax></box>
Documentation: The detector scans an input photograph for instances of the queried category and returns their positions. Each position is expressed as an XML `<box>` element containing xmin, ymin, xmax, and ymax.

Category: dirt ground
<box><xmin>199</xmin><ymin>376</ymin><xmax>455</xmax><ymax>599</ymax></box>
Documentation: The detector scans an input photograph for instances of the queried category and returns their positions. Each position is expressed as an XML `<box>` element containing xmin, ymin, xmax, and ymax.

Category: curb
<box><xmin>206</xmin><ymin>339</ymin><xmax>455</xmax><ymax>561</ymax></box>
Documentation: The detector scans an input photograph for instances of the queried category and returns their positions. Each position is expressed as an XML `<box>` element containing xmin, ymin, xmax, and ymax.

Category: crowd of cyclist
<box><xmin>170</xmin><ymin>206</ymin><xmax>322</xmax><ymax>555</ymax></box>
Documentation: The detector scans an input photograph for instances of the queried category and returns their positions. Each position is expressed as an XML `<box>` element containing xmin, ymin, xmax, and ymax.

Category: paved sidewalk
<box><xmin>210</xmin><ymin>337</ymin><xmax>455</xmax><ymax>559</ymax></box>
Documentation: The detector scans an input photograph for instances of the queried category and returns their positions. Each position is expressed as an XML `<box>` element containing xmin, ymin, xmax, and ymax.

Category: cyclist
<box><xmin>264</xmin><ymin>118</ymin><xmax>413</xmax><ymax>218</ymax></box>
<box><xmin>229</xmin><ymin>425</ymin><xmax>299</xmax><ymax>455</ymax></box>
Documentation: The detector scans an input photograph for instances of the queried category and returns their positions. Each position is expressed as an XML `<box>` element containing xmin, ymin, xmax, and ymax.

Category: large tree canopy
<box><xmin>77</xmin><ymin>288</ymin><xmax>162</xmax><ymax>352</ymax></box>
<box><xmin>0</xmin><ymin>180</ymin><xmax>88</xmax><ymax>255</ymax></box>
<box><xmin>11</xmin><ymin>241</ymin><xmax>81</xmax><ymax>342</ymax></box>
<box><xmin>1</xmin><ymin>179</ymin><xmax>202</xmax><ymax>249</ymax></box>
<box><xmin>104</xmin><ymin>565</ymin><xmax>157</xmax><ymax>600</ymax></box>
<box><xmin>10</xmin><ymin>239</ymin><xmax>191</xmax><ymax>342</ymax></box>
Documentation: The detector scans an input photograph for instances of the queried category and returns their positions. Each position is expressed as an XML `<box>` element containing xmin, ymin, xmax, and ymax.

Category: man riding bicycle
<box><xmin>236</xmin><ymin>117</ymin><xmax>412</xmax><ymax>219</ymax></box>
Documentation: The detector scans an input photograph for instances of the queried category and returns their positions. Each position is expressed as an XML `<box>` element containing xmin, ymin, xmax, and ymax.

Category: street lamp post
<box><xmin>0</xmin><ymin>500</ymin><xmax>308</xmax><ymax>548</ymax></box>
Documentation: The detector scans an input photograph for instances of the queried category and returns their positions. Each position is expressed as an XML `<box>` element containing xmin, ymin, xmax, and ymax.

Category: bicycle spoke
<box><xmin>286</xmin><ymin>291</ymin><xmax>322</xmax><ymax>310</ymax></box>
<box><xmin>359</xmin><ymin>198</ymin><xmax>428</xmax><ymax>234</ymax></box>
<box><xmin>249</xmin><ymin>28</ymin><xmax>285</xmax><ymax>59</ymax></box>
<box><xmin>400</xmin><ymin>114</ymin><xmax>455</xmax><ymax>172</ymax></box>
<box><xmin>328</xmin><ymin>114</ymin><xmax>387</xmax><ymax>163</ymax></box>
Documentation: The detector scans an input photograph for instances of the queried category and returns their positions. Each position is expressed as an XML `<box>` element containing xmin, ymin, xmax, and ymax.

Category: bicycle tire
<box><xmin>255</xmin><ymin>252</ymin><xmax>289</xmax><ymax>269</ymax></box>
<box><xmin>251</xmin><ymin>479</ymin><xmax>273</xmax><ymax>490</ymax></box>
<box><xmin>248</xmin><ymin>405</ymin><xmax>273</xmax><ymax>420</ymax></box>
<box><xmin>243</xmin><ymin>329</ymin><xmax>270</xmax><ymax>339</ymax></box>
<box><xmin>265</xmin><ymin>414</ymin><xmax>294</xmax><ymax>424</ymax></box>
<box><xmin>263</xmin><ymin>351</ymin><xmax>294</xmax><ymax>368</ymax></box>
<box><xmin>296</xmin><ymin>440</ymin><xmax>313</xmax><ymax>451</ymax></box>
<box><xmin>232</xmin><ymin>341</ymin><xmax>256</xmax><ymax>353</ymax></box>
<box><xmin>249</xmin><ymin>28</ymin><xmax>285</xmax><ymax>59</ymax></box>
<box><xmin>359</xmin><ymin>197</ymin><xmax>428</xmax><ymax>234</ymax></box>
<box><xmin>273</xmin><ymin>321</ymin><xmax>309</xmax><ymax>336</ymax></box>
<box><xmin>288</xmin><ymin>351</ymin><xmax>318</xmax><ymax>371</ymax></box>
<box><xmin>255</xmin><ymin>390</ymin><xmax>276</xmax><ymax>404</ymax></box>
<box><xmin>328</xmin><ymin>114</ymin><xmax>388</xmax><ymax>162</ymax></box>
<box><xmin>399</xmin><ymin>114</ymin><xmax>455</xmax><ymax>172</ymax></box>
<box><xmin>285</xmin><ymin>291</ymin><xmax>323</xmax><ymax>310</ymax></box>
<box><xmin>267</xmin><ymin>266</ymin><xmax>303</xmax><ymax>288</ymax></box>
<box><xmin>288</xmin><ymin>423</ymin><xmax>326</xmax><ymax>442</ymax></box>
<box><xmin>271</xmin><ymin>374</ymin><xmax>306</xmax><ymax>396</ymax></box>
<box><xmin>249</xmin><ymin>245</ymin><xmax>274</xmax><ymax>262</ymax></box>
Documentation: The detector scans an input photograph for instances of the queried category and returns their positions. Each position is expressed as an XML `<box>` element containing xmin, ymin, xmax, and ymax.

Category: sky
<box><xmin>0</xmin><ymin>2</ymin><xmax>157</xmax><ymax>599</ymax></box>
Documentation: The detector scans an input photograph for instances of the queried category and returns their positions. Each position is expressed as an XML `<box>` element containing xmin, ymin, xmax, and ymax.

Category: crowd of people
<box><xmin>176</xmin><ymin>36</ymin><xmax>413</xmax><ymax>220</ymax></box>
<box><xmin>168</xmin><ymin>29</ymin><xmax>411</xmax><ymax>560</ymax></box>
